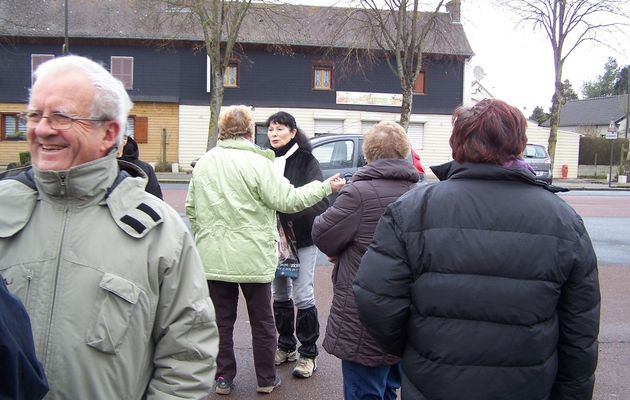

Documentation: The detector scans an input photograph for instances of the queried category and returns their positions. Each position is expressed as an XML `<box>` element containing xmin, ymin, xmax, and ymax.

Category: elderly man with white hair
<box><xmin>0</xmin><ymin>55</ymin><xmax>218</xmax><ymax>399</ymax></box>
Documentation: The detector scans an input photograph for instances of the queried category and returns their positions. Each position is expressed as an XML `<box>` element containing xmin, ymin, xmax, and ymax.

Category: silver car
<box><xmin>523</xmin><ymin>143</ymin><xmax>553</xmax><ymax>184</ymax></box>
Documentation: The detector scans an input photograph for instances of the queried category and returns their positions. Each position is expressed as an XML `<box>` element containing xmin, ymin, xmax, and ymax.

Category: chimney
<box><xmin>445</xmin><ymin>0</ymin><xmax>461</xmax><ymax>23</ymax></box>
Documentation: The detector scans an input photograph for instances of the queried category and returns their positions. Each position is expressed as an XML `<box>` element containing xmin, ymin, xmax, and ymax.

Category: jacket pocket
<box><xmin>86</xmin><ymin>273</ymin><xmax>140</xmax><ymax>355</ymax></box>
<box><xmin>0</xmin><ymin>265</ymin><xmax>34</xmax><ymax>308</ymax></box>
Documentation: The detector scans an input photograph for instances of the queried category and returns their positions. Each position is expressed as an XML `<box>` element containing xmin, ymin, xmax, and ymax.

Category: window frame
<box><xmin>312</xmin><ymin>62</ymin><xmax>333</xmax><ymax>91</ymax></box>
<box><xmin>223</xmin><ymin>60</ymin><xmax>240</xmax><ymax>88</ymax></box>
<box><xmin>31</xmin><ymin>54</ymin><xmax>54</xmax><ymax>84</ymax></box>
<box><xmin>0</xmin><ymin>112</ymin><xmax>27</xmax><ymax>141</ymax></box>
<box><xmin>111</xmin><ymin>56</ymin><xmax>134</xmax><ymax>90</ymax></box>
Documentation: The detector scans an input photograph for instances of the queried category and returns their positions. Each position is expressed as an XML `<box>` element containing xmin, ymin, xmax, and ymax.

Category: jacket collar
<box><xmin>33</xmin><ymin>153</ymin><xmax>120</xmax><ymax>202</ymax></box>
<box><xmin>218</xmin><ymin>138</ymin><xmax>275</xmax><ymax>161</ymax></box>
<box><xmin>430</xmin><ymin>161</ymin><xmax>568</xmax><ymax>193</ymax></box>
<box><xmin>352</xmin><ymin>158</ymin><xmax>420</xmax><ymax>183</ymax></box>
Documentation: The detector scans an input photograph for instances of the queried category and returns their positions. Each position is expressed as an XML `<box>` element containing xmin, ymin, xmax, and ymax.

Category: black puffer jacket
<box><xmin>312</xmin><ymin>158</ymin><xmax>419</xmax><ymax>366</ymax></box>
<box><xmin>274</xmin><ymin>134</ymin><xmax>328</xmax><ymax>248</ymax></box>
<box><xmin>354</xmin><ymin>161</ymin><xmax>600</xmax><ymax>400</ymax></box>
<box><xmin>119</xmin><ymin>136</ymin><xmax>163</xmax><ymax>199</ymax></box>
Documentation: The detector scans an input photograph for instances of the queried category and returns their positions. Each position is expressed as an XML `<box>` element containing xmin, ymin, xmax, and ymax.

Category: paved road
<box><xmin>163</xmin><ymin>185</ymin><xmax>630</xmax><ymax>399</ymax></box>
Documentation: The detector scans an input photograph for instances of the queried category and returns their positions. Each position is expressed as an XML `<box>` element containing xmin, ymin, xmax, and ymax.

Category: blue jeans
<box><xmin>342</xmin><ymin>360</ymin><xmax>401</xmax><ymax>400</ymax></box>
<box><xmin>272</xmin><ymin>245</ymin><xmax>317</xmax><ymax>309</ymax></box>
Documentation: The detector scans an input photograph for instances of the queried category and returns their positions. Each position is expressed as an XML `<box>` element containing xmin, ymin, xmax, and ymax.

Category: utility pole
<box><xmin>62</xmin><ymin>0</ymin><xmax>69</xmax><ymax>55</ymax></box>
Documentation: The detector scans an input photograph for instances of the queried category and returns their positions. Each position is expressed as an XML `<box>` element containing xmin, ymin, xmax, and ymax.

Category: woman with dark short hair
<box><xmin>266</xmin><ymin>111</ymin><xmax>328</xmax><ymax>379</ymax></box>
<box><xmin>354</xmin><ymin>99</ymin><xmax>600</xmax><ymax>400</ymax></box>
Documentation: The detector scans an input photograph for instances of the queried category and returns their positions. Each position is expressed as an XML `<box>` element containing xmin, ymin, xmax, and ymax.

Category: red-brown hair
<box><xmin>449</xmin><ymin>98</ymin><xmax>528</xmax><ymax>164</ymax></box>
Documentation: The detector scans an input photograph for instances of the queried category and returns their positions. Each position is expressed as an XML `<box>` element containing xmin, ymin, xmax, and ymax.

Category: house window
<box><xmin>407</xmin><ymin>122</ymin><xmax>425</xmax><ymax>148</ymax></box>
<box><xmin>111</xmin><ymin>56</ymin><xmax>134</xmax><ymax>89</ymax></box>
<box><xmin>413</xmin><ymin>71</ymin><xmax>426</xmax><ymax>95</ymax></box>
<box><xmin>223</xmin><ymin>62</ymin><xmax>239</xmax><ymax>88</ymax></box>
<box><xmin>32</xmin><ymin>54</ymin><xmax>54</xmax><ymax>84</ymax></box>
<box><xmin>1</xmin><ymin>113</ymin><xmax>27</xmax><ymax>141</ymax></box>
<box><xmin>313</xmin><ymin>63</ymin><xmax>333</xmax><ymax>90</ymax></box>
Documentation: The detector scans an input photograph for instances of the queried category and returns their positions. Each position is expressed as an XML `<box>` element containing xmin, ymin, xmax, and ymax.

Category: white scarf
<box><xmin>273</xmin><ymin>143</ymin><xmax>299</xmax><ymax>176</ymax></box>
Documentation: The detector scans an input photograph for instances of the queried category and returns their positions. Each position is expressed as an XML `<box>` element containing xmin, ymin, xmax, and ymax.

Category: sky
<box><xmin>285</xmin><ymin>0</ymin><xmax>630</xmax><ymax>116</ymax></box>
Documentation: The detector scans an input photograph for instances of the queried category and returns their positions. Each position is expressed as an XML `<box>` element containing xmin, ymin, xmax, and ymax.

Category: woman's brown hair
<box><xmin>449</xmin><ymin>99</ymin><xmax>528</xmax><ymax>164</ymax></box>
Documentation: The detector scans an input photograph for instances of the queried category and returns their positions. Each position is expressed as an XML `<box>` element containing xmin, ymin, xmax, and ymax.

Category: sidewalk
<box><xmin>157</xmin><ymin>172</ymin><xmax>630</xmax><ymax>191</ymax></box>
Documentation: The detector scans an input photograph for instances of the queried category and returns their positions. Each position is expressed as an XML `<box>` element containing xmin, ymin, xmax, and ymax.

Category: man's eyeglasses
<box><xmin>19</xmin><ymin>111</ymin><xmax>108</xmax><ymax>130</ymax></box>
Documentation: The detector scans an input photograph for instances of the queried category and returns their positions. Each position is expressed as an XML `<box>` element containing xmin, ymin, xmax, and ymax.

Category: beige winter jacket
<box><xmin>0</xmin><ymin>154</ymin><xmax>218</xmax><ymax>400</ymax></box>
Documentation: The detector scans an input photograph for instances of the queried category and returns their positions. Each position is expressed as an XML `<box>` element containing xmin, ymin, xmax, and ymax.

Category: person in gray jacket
<box><xmin>0</xmin><ymin>55</ymin><xmax>219</xmax><ymax>399</ymax></box>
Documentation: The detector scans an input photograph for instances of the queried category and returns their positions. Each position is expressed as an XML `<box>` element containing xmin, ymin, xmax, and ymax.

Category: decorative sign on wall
<box><xmin>336</xmin><ymin>91</ymin><xmax>403</xmax><ymax>107</ymax></box>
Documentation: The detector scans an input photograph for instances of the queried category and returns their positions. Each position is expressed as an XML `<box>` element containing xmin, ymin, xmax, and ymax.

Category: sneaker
<box><xmin>274</xmin><ymin>348</ymin><xmax>298</xmax><ymax>366</ymax></box>
<box><xmin>292</xmin><ymin>356</ymin><xmax>317</xmax><ymax>378</ymax></box>
<box><xmin>214</xmin><ymin>376</ymin><xmax>234</xmax><ymax>395</ymax></box>
<box><xmin>256</xmin><ymin>376</ymin><xmax>281</xmax><ymax>394</ymax></box>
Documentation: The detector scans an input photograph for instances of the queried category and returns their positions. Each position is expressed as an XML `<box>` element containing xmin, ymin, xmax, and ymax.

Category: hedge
<box><xmin>579</xmin><ymin>137</ymin><xmax>628</xmax><ymax>164</ymax></box>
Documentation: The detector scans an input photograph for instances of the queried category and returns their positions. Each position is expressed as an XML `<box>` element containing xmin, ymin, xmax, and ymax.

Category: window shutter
<box><xmin>0</xmin><ymin>115</ymin><xmax>5</xmax><ymax>140</ymax></box>
<box><xmin>134</xmin><ymin>116</ymin><xmax>148</xmax><ymax>143</ymax></box>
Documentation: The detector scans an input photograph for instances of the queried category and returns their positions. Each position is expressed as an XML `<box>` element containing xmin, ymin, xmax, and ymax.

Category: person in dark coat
<box><xmin>354</xmin><ymin>98</ymin><xmax>600</xmax><ymax>400</ymax></box>
<box><xmin>117</xmin><ymin>135</ymin><xmax>163</xmax><ymax>199</ymax></box>
<box><xmin>0</xmin><ymin>274</ymin><xmax>48</xmax><ymax>400</ymax></box>
<box><xmin>312</xmin><ymin>121</ymin><xmax>419</xmax><ymax>400</ymax></box>
<box><xmin>267</xmin><ymin>111</ymin><xmax>330</xmax><ymax>379</ymax></box>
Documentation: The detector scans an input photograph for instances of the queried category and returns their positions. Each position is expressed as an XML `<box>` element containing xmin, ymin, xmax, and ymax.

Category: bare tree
<box><xmin>143</xmin><ymin>0</ymin><xmax>254</xmax><ymax>150</ymax></box>
<box><xmin>338</xmin><ymin>0</ymin><xmax>448</xmax><ymax>130</ymax></box>
<box><xmin>499</xmin><ymin>0</ymin><xmax>628</xmax><ymax>166</ymax></box>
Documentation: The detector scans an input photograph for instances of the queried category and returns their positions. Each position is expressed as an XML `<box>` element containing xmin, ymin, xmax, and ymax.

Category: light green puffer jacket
<box><xmin>186</xmin><ymin>138</ymin><xmax>332</xmax><ymax>283</ymax></box>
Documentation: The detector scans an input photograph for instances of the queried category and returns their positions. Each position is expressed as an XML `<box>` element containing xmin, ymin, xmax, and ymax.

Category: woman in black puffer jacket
<box><xmin>267</xmin><ymin>112</ymin><xmax>329</xmax><ymax>379</ymax></box>
<box><xmin>354</xmin><ymin>99</ymin><xmax>600</xmax><ymax>400</ymax></box>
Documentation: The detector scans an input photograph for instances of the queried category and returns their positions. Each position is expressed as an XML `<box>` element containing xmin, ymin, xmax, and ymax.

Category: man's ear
<box><xmin>101</xmin><ymin>120</ymin><xmax>121</xmax><ymax>153</ymax></box>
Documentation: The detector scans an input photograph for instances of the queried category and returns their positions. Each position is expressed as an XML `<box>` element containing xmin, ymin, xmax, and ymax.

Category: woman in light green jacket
<box><xmin>186</xmin><ymin>105</ymin><xmax>345</xmax><ymax>396</ymax></box>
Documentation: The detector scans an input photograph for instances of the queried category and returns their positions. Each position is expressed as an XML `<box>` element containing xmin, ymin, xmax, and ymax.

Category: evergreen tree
<box><xmin>530</xmin><ymin>106</ymin><xmax>550</xmax><ymax>125</ymax></box>
<box><xmin>562</xmin><ymin>79</ymin><xmax>578</xmax><ymax>102</ymax></box>
<box><xmin>582</xmin><ymin>57</ymin><xmax>619</xmax><ymax>98</ymax></box>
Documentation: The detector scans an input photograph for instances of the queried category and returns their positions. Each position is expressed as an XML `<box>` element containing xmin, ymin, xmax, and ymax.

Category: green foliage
<box><xmin>561</xmin><ymin>79</ymin><xmax>578</xmax><ymax>102</ymax></box>
<box><xmin>529</xmin><ymin>106</ymin><xmax>550</xmax><ymax>125</ymax></box>
<box><xmin>19</xmin><ymin>151</ymin><xmax>30</xmax><ymax>166</ymax></box>
<box><xmin>579</xmin><ymin>137</ymin><xmax>627</xmax><ymax>164</ymax></box>
<box><xmin>582</xmin><ymin>57</ymin><xmax>620</xmax><ymax>98</ymax></box>
<box><xmin>613</xmin><ymin>66</ymin><xmax>629</xmax><ymax>95</ymax></box>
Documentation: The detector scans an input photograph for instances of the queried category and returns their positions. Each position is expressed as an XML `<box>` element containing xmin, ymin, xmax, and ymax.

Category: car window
<box><xmin>312</xmin><ymin>140</ymin><xmax>355</xmax><ymax>169</ymax></box>
<box><xmin>524</xmin><ymin>145</ymin><xmax>547</xmax><ymax>158</ymax></box>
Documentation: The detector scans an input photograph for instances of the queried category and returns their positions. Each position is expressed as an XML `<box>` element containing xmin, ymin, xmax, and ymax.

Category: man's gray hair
<box><xmin>32</xmin><ymin>55</ymin><xmax>133</xmax><ymax>147</ymax></box>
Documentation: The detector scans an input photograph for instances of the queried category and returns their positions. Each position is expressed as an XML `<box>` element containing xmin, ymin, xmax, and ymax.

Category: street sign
<box><xmin>608</xmin><ymin>121</ymin><xmax>618</xmax><ymax>132</ymax></box>
<box><xmin>607</xmin><ymin>121</ymin><xmax>618</xmax><ymax>139</ymax></box>
<box><xmin>606</xmin><ymin>131</ymin><xmax>619</xmax><ymax>139</ymax></box>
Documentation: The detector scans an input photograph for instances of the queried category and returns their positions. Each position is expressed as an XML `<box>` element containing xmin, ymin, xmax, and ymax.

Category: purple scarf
<box><xmin>503</xmin><ymin>157</ymin><xmax>536</xmax><ymax>174</ymax></box>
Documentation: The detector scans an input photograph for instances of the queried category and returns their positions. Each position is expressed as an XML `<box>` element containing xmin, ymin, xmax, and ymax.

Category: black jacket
<box><xmin>312</xmin><ymin>158</ymin><xmax>418</xmax><ymax>366</ymax></box>
<box><xmin>354</xmin><ymin>161</ymin><xmax>600</xmax><ymax>400</ymax></box>
<box><xmin>0</xmin><ymin>275</ymin><xmax>48</xmax><ymax>400</ymax></box>
<box><xmin>274</xmin><ymin>135</ymin><xmax>328</xmax><ymax>248</ymax></box>
<box><xmin>119</xmin><ymin>136</ymin><xmax>163</xmax><ymax>199</ymax></box>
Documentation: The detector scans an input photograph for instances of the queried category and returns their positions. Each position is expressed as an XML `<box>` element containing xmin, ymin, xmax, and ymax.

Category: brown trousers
<box><xmin>207</xmin><ymin>280</ymin><xmax>277</xmax><ymax>387</ymax></box>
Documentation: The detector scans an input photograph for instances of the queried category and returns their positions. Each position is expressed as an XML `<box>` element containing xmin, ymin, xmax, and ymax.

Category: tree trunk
<box><xmin>207</xmin><ymin>66</ymin><xmax>225</xmax><ymax>151</ymax></box>
<box><xmin>547</xmin><ymin>58</ymin><xmax>564</xmax><ymax>168</ymax></box>
<box><xmin>399</xmin><ymin>84</ymin><xmax>413</xmax><ymax>131</ymax></box>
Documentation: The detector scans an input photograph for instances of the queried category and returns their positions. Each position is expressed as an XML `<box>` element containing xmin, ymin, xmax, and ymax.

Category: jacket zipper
<box><xmin>25</xmin><ymin>269</ymin><xmax>33</xmax><ymax>308</ymax></box>
<box><xmin>44</xmin><ymin>174</ymin><xmax>70</xmax><ymax>368</ymax></box>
